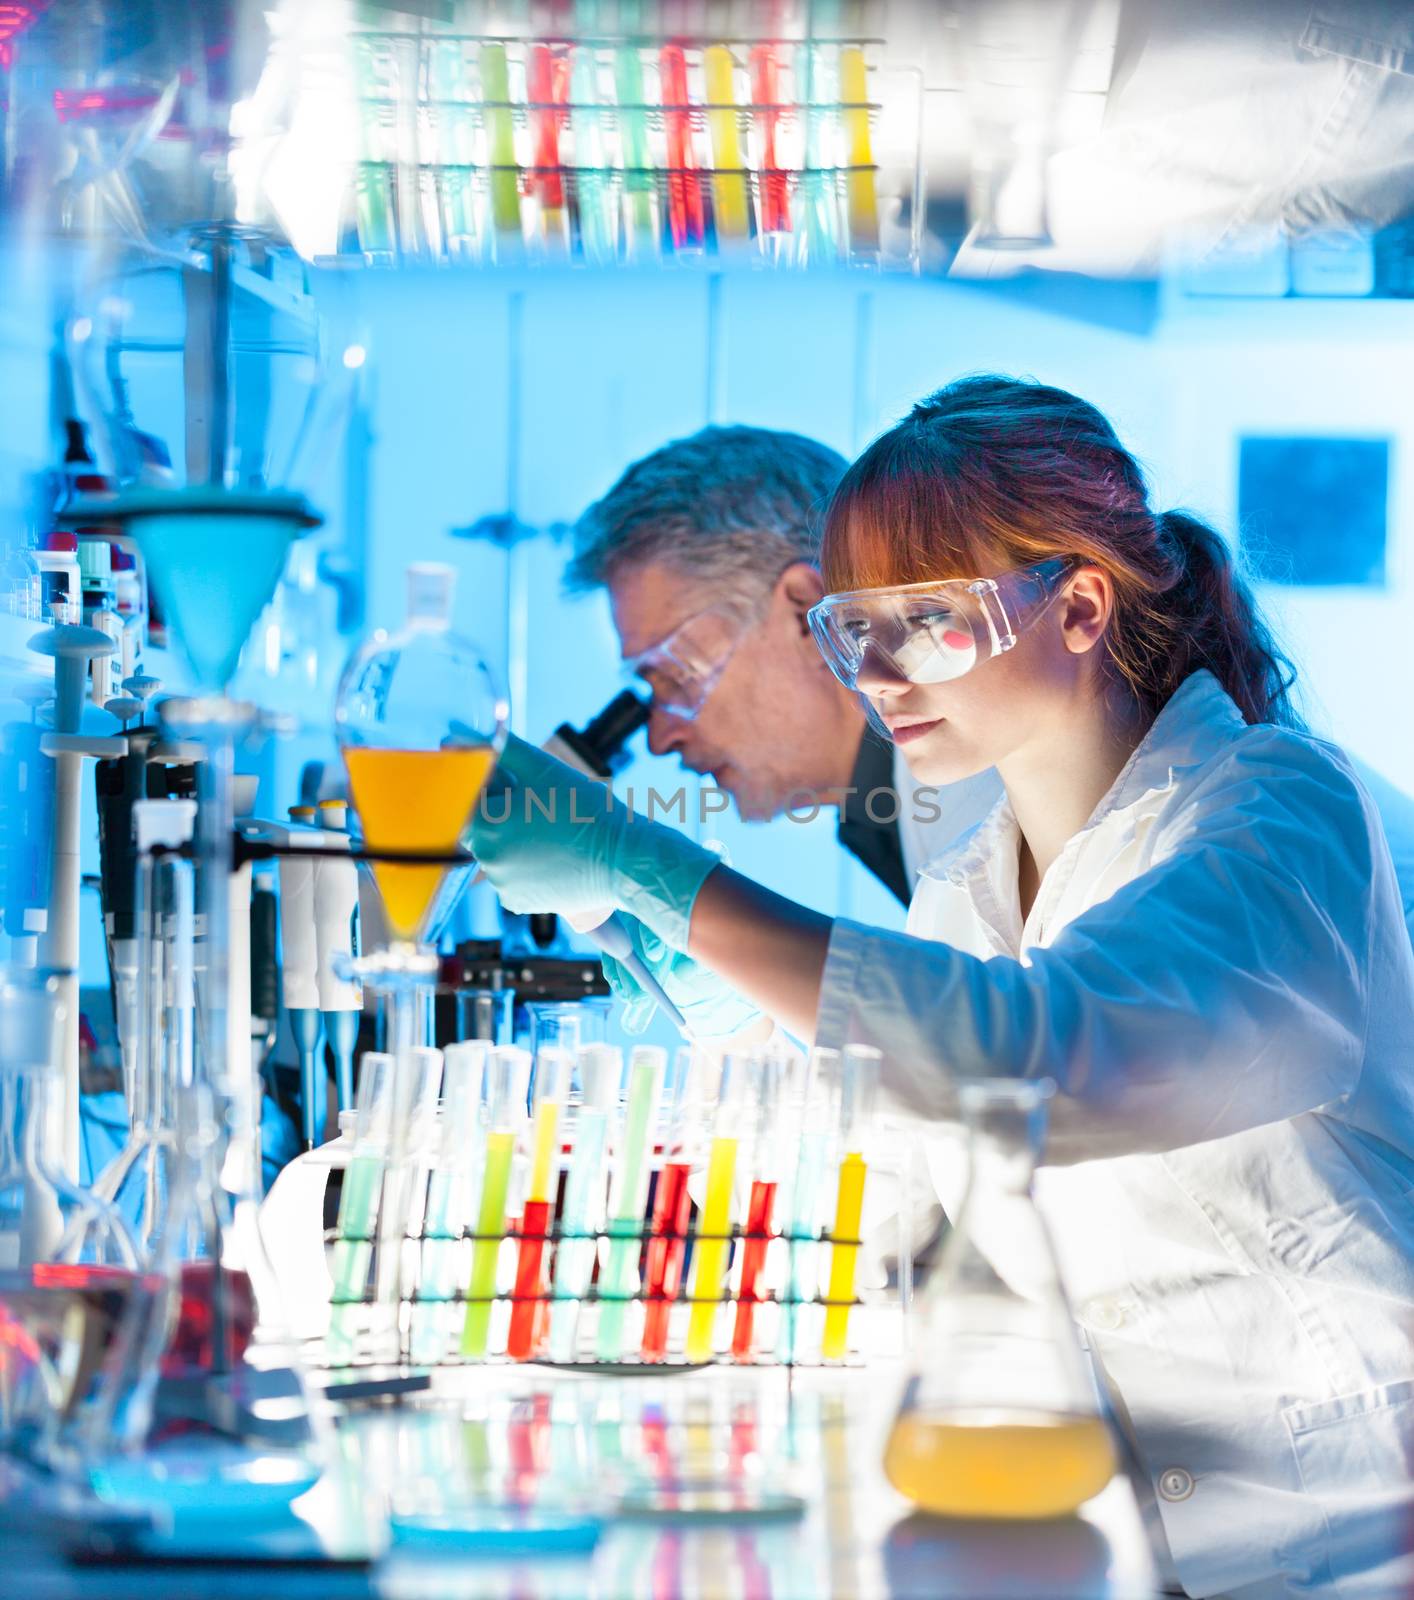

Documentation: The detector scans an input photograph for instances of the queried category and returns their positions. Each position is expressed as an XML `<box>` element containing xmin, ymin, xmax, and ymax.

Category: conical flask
<box><xmin>884</xmin><ymin>1079</ymin><xmax>1116</xmax><ymax>1519</ymax></box>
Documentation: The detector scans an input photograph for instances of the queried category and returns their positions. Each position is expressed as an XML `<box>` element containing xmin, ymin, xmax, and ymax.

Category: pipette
<box><xmin>821</xmin><ymin>1043</ymin><xmax>880</xmax><ymax>1361</ymax></box>
<box><xmin>704</xmin><ymin>45</ymin><xmax>750</xmax><ymax>244</ymax></box>
<box><xmin>280</xmin><ymin>804</ymin><xmax>324</xmax><ymax>1150</ymax></box>
<box><xmin>777</xmin><ymin>1047</ymin><xmax>839</xmax><ymax>1364</ymax></box>
<box><xmin>641</xmin><ymin>1046</ymin><xmax>705</xmax><ymax>1362</ymax></box>
<box><xmin>549</xmin><ymin>1044</ymin><xmax>619</xmax><ymax>1361</ymax></box>
<box><xmin>327</xmin><ymin>1051</ymin><xmax>393</xmax><ymax>1365</ymax></box>
<box><xmin>461</xmin><ymin>1046</ymin><xmax>532</xmax><ymax>1358</ymax></box>
<box><xmin>587</xmin><ymin>913</ymin><xmax>690</xmax><ymax>1038</ymax></box>
<box><xmin>685</xmin><ymin>1051</ymin><xmax>749</xmax><ymax>1362</ymax></box>
<box><xmin>595</xmin><ymin>1044</ymin><xmax>666</xmax><ymax>1360</ymax></box>
<box><xmin>508</xmin><ymin>1047</ymin><xmax>569</xmax><ymax>1359</ymax></box>
<box><xmin>838</xmin><ymin>45</ymin><xmax>879</xmax><ymax>257</ymax></box>
<box><xmin>732</xmin><ymin>1049</ymin><xmax>787</xmax><ymax>1361</ymax></box>
<box><xmin>315</xmin><ymin>799</ymin><xmax>361</xmax><ymax>1115</ymax></box>
<box><xmin>412</xmin><ymin>1040</ymin><xmax>487</xmax><ymax>1366</ymax></box>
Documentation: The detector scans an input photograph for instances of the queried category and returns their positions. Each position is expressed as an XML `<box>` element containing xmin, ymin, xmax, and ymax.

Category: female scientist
<box><xmin>472</xmin><ymin>376</ymin><xmax>1414</xmax><ymax>1598</ymax></box>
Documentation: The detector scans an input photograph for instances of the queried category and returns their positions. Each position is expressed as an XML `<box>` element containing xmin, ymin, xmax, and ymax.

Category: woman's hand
<box><xmin>470</xmin><ymin>735</ymin><xmax>721</xmax><ymax>951</ymax></box>
<box><xmin>601</xmin><ymin>915</ymin><xmax>767</xmax><ymax>1040</ymax></box>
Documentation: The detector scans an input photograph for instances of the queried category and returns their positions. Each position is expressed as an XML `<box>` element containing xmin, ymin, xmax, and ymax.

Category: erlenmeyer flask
<box><xmin>884</xmin><ymin>1079</ymin><xmax>1116</xmax><ymax>1519</ymax></box>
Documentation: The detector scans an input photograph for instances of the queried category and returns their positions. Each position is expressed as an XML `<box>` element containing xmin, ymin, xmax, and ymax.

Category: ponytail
<box><xmin>1115</xmin><ymin>510</ymin><xmax>1302</xmax><ymax>729</ymax></box>
<box><xmin>823</xmin><ymin>375</ymin><xmax>1304</xmax><ymax>730</ymax></box>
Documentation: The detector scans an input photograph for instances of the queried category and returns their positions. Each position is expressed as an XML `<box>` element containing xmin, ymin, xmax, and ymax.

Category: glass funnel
<box><xmin>336</xmin><ymin>562</ymin><xmax>507</xmax><ymax>963</ymax></box>
<box><xmin>884</xmin><ymin>1079</ymin><xmax>1116</xmax><ymax>1520</ymax></box>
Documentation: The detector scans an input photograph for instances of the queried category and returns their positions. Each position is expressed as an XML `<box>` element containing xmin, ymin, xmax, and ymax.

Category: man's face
<box><xmin>609</xmin><ymin>560</ymin><xmax>856</xmax><ymax>821</ymax></box>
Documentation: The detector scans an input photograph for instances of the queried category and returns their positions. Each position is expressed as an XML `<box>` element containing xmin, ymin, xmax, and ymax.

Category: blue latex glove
<box><xmin>470</xmin><ymin>735</ymin><xmax>721</xmax><ymax>952</ymax></box>
<box><xmin>600</xmin><ymin>916</ymin><xmax>766</xmax><ymax>1040</ymax></box>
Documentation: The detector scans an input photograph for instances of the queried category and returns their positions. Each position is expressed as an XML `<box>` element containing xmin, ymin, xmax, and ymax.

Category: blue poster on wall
<box><xmin>1238</xmin><ymin>437</ymin><xmax>1390</xmax><ymax>588</ymax></box>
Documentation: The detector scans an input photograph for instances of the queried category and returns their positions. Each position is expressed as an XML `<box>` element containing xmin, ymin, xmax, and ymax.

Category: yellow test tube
<box><xmin>480</xmin><ymin>42</ymin><xmax>522</xmax><ymax>237</ymax></box>
<box><xmin>821</xmin><ymin>1044</ymin><xmax>880</xmax><ymax>1361</ymax></box>
<box><xmin>837</xmin><ymin>46</ymin><xmax>879</xmax><ymax>256</ymax></box>
<box><xmin>704</xmin><ymin>46</ymin><xmax>751</xmax><ymax>244</ymax></box>
<box><xmin>684</xmin><ymin>1052</ymin><xmax>749</xmax><ymax>1362</ymax></box>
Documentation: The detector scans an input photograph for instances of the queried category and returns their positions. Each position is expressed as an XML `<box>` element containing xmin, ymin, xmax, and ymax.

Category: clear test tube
<box><xmin>412</xmin><ymin>1040</ymin><xmax>488</xmax><ymax>1365</ymax></box>
<box><xmin>461</xmin><ymin>1045</ymin><xmax>532</xmax><ymax>1357</ymax></box>
<box><xmin>508</xmin><ymin>1047</ymin><xmax>570</xmax><ymax>1359</ymax></box>
<box><xmin>548</xmin><ymin>1044</ymin><xmax>619</xmax><ymax>1361</ymax></box>
<box><xmin>732</xmin><ymin>1048</ymin><xmax>788</xmax><ymax>1361</ymax></box>
<box><xmin>777</xmin><ymin>1047</ymin><xmax>841</xmax><ymax>1363</ymax></box>
<box><xmin>375</xmin><ymin>1045</ymin><xmax>444</xmax><ymax>1325</ymax></box>
<box><xmin>822</xmin><ymin>1043</ymin><xmax>881</xmax><ymax>1361</ymax></box>
<box><xmin>641</xmin><ymin>1046</ymin><xmax>710</xmax><ymax>1362</ymax></box>
<box><xmin>327</xmin><ymin>1051</ymin><xmax>394</xmax><ymax>1365</ymax></box>
<box><xmin>595</xmin><ymin>1043</ymin><xmax>667</xmax><ymax>1361</ymax></box>
<box><xmin>684</xmin><ymin>1050</ymin><xmax>751</xmax><ymax>1363</ymax></box>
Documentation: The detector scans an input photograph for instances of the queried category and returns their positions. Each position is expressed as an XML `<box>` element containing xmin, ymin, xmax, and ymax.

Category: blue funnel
<box><xmin>101</xmin><ymin>489</ymin><xmax>321</xmax><ymax>692</ymax></box>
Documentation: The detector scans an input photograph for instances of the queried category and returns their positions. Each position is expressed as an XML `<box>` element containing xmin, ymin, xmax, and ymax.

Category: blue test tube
<box><xmin>549</xmin><ymin>1044</ymin><xmax>620</xmax><ymax>1361</ymax></box>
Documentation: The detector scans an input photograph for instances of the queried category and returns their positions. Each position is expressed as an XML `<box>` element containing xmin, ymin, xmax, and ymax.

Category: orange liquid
<box><xmin>344</xmin><ymin>746</ymin><xmax>496</xmax><ymax>941</ymax></box>
<box><xmin>884</xmin><ymin>1409</ymin><xmax>1116</xmax><ymax>1519</ymax></box>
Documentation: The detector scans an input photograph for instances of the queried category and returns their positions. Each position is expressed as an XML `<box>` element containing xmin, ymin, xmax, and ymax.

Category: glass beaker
<box><xmin>884</xmin><ymin>1079</ymin><xmax>1116</xmax><ymax>1519</ymax></box>
<box><xmin>455</xmin><ymin>986</ymin><xmax>514</xmax><ymax>1045</ymax></box>
<box><xmin>0</xmin><ymin>967</ymin><xmax>155</xmax><ymax>1464</ymax></box>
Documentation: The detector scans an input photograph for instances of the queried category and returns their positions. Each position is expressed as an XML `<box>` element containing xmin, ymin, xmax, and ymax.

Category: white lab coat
<box><xmin>894</xmin><ymin>746</ymin><xmax>1004</xmax><ymax>885</ymax></box>
<box><xmin>813</xmin><ymin>671</ymin><xmax>1414</xmax><ymax>1599</ymax></box>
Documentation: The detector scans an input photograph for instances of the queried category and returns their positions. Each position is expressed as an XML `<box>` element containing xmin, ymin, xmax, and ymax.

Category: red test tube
<box><xmin>641</xmin><ymin>1046</ymin><xmax>707</xmax><ymax>1362</ymax></box>
<box><xmin>750</xmin><ymin>44</ymin><xmax>790</xmax><ymax>236</ymax></box>
<box><xmin>659</xmin><ymin>44</ymin><xmax>704</xmax><ymax>250</ymax></box>
<box><xmin>731</xmin><ymin>1049</ymin><xmax>785</xmax><ymax>1361</ymax></box>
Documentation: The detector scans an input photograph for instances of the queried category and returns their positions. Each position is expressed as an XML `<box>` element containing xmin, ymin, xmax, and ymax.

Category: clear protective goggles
<box><xmin>622</xmin><ymin>601</ymin><xmax>761</xmax><ymax>722</ymax></box>
<box><xmin>806</xmin><ymin>557</ymin><xmax>1075</xmax><ymax>691</ymax></box>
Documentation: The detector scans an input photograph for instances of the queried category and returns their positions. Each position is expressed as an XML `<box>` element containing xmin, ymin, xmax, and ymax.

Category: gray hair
<box><xmin>566</xmin><ymin>425</ymin><xmax>848</xmax><ymax>597</ymax></box>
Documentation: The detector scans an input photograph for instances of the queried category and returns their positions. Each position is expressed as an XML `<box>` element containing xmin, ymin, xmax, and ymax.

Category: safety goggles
<box><xmin>622</xmin><ymin>600</ymin><xmax>762</xmax><ymax>721</ymax></box>
<box><xmin>807</xmin><ymin>557</ymin><xmax>1075</xmax><ymax>691</ymax></box>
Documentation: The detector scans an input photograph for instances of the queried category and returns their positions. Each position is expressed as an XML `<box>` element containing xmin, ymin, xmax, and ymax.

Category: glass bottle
<box><xmin>884</xmin><ymin>1079</ymin><xmax>1117</xmax><ymax>1519</ymax></box>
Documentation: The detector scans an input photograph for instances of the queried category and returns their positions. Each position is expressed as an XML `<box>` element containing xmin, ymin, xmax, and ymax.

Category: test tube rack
<box><xmin>317</xmin><ymin>1167</ymin><xmax>911</xmax><ymax>1374</ymax></box>
<box><xmin>344</xmin><ymin>30</ymin><xmax>921</xmax><ymax>269</ymax></box>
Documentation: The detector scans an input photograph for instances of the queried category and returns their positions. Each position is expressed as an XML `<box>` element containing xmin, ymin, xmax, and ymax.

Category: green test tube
<box><xmin>461</xmin><ymin>1045</ymin><xmax>532</xmax><ymax>1357</ymax></box>
<box><xmin>480</xmin><ymin>41</ymin><xmax>522</xmax><ymax>239</ymax></box>
<box><xmin>327</xmin><ymin>1051</ymin><xmax>394</xmax><ymax>1365</ymax></box>
<box><xmin>613</xmin><ymin>5</ymin><xmax>655</xmax><ymax>258</ymax></box>
<box><xmin>412</xmin><ymin>1040</ymin><xmax>488</xmax><ymax>1365</ymax></box>
<box><xmin>595</xmin><ymin>1044</ymin><xmax>667</xmax><ymax>1360</ymax></box>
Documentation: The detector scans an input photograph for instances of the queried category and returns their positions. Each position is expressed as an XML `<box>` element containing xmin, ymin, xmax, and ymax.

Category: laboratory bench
<box><xmin>1</xmin><ymin>1360</ymin><xmax>1158</xmax><ymax>1599</ymax></box>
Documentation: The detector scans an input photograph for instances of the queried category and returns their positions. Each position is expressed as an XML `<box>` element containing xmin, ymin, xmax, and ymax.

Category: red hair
<box><xmin>822</xmin><ymin>375</ymin><xmax>1300</xmax><ymax>727</ymax></box>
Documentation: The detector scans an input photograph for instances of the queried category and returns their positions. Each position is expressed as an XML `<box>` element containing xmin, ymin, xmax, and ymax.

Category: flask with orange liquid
<box><xmin>883</xmin><ymin>1079</ymin><xmax>1117</xmax><ymax>1520</ymax></box>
